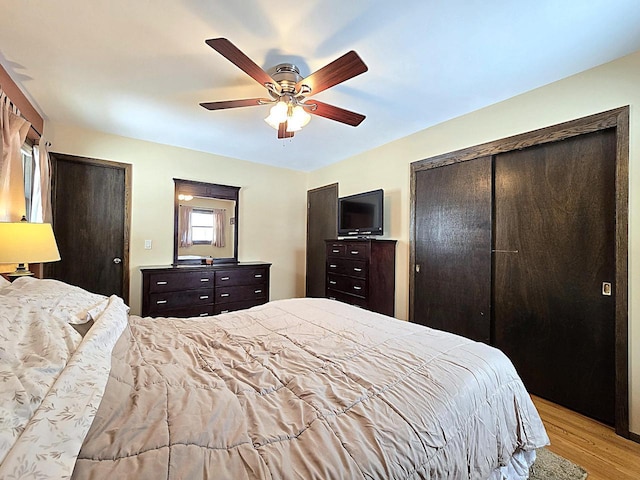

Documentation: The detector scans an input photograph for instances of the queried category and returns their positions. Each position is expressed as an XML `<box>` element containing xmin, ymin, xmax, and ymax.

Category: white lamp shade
<box><xmin>286</xmin><ymin>106</ymin><xmax>311</xmax><ymax>132</ymax></box>
<box><xmin>264</xmin><ymin>101</ymin><xmax>288</xmax><ymax>129</ymax></box>
<box><xmin>0</xmin><ymin>222</ymin><xmax>61</xmax><ymax>264</ymax></box>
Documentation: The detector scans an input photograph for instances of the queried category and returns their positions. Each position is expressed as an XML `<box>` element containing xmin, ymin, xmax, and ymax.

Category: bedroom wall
<box><xmin>307</xmin><ymin>50</ymin><xmax>640</xmax><ymax>434</ymax></box>
<box><xmin>44</xmin><ymin>123</ymin><xmax>308</xmax><ymax>315</ymax></box>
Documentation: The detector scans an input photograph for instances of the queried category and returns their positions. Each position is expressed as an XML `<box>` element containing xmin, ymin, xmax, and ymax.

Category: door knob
<box><xmin>113</xmin><ymin>257</ymin><xmax>122</xmax><ymax>264</ymax></box>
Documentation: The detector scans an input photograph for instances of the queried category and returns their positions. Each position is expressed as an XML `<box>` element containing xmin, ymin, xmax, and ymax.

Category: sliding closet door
<box><xmin>493</xmin><ymin>130</ymin><xmax>616</xmax><ymax>425</ymax></box>
<box><xmin>413</xmin><ymin>157</ymin><xmax>492</xmax><ymax>342</ymax></box>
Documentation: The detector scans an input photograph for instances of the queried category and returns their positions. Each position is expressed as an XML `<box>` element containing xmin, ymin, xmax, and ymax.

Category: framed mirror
<box><xmin>173</xmin><ymin>179</ymin><xmax>240</xmax><ymax>265</ymax></box>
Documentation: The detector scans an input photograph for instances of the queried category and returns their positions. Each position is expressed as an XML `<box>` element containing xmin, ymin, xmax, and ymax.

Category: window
<box><xmin>21</xmin><ymin>142</ymin><xmax>33</xmax><ymax>219</ymax></box>
<box><xmin>191</xmin><ymin>209</ymin><xmax>214</xmax><ymax>244</ymax></box>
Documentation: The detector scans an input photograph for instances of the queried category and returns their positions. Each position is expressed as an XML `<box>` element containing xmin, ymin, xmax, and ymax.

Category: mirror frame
<box><xmin>173</xmin><ymin>178</ymin><xmax>240</xmax><ymax>265</ymax></box>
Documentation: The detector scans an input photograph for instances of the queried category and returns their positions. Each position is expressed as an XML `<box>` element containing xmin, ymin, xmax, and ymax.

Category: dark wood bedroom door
<box><xmin>493</xmin><ymin>129</ymin><xmax>616</xmax><ymax>425</ymax></box>
<box><xmin>46</xmin><ymin>153</ymin><xmax>130</xmax><ymax>302</ymax></box>
<box><xmin>412</xmin><ymin>157</ymin><xmax>492</xmax><ymax>342</ymax></box>
<box><xmin>306</xmin><ymin>183</ymin><xmax>338</xmax><ymax>297</ymax></box>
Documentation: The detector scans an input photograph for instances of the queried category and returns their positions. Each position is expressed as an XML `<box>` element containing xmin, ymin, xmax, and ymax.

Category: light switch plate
<box><xmin>144</xmin><ymin>239</ymin><xmax>152</xmax><ymax>250</ymax></box>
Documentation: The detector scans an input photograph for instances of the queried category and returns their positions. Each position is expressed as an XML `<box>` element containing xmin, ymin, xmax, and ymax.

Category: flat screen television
<box><xmin>337</xmin><ymin>189</ymin><xmax>384</xmax><ymax>237</ymax></box>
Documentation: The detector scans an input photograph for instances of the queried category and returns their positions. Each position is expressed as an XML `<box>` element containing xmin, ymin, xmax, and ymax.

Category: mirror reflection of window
<box><xmin>182</xmin><ymin>207</ymin><xmax>226</xmax><ymax>248</ymax></box>
<box><xmin>191</xmin><ymin>209</ymin><xmax>214</xmax><ymax>244</ymax></box>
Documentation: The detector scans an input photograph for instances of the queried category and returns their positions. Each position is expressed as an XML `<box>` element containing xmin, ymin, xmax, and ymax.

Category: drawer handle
<box><xmin>350</xmin><ymin>251</ymin><xmax>360</xmax><ymax>255</ymax></box>
<box><xmin>353</xmin><ymin>268</ymin><xmax>362</xmax><ymax>272</ymax></box>
<box><xmin>329</xmin><ymin>280</ymin><xmax>337</xmax><ymax>285</ymax></box>
<box><xmin>220</xmin><ymin>276</ymin><xmax>230</xmax><ymax>281</ymax></box>
<box><xmin>353</xmin><ymin>286</ymin><xmax>362</xmax><ymax>291</ymax></box>
<box><xmin>329</xmin><ymin>264</ymin><xmax>337</xmax><ymax>268</ymax></box>
<box><xmin>332</xmin><ymin>249</ymin><xmax>340</xmax><ymax>253</ymax></box>
<box><xmin>254</xmin><ymin>274</ymin><xmax>262</xmax><ymax>278</ymax></box>
<box><xmin>199</xmin><ymin>295</ymin><xmax>209</xmax><ymax>300</ymax></box>
<box><xmin>156</xmin><ymin>300</ymin><xmax>167</xmax><ymax>304</ymax></box>
<box><xmin>156</xmin><ymin>281</ymin><xmax>168</xmax><ymax>285</ymax></box>
<box><xmin>199</xmin><ymin>313</ymin><xmax>208</xmax><ymax>317</ymax></box>
<box><xmin>220</xmin><ymin>293</ymin><xmax>230</xmax><ymax>297</ymax></box>
<box><xmin>220</xmin><ymin>309</ymin><xmax>229</xmax><ymax>314</ymax></box>
<box><xmin>254</xmin><ymin>289</ymin><xmax>262</xmax><ymax>294</ymax></box>
<box><xmin>200</xmin><ymin>278</ymin><xmax>210</xmax><ymax>282</ymax></box>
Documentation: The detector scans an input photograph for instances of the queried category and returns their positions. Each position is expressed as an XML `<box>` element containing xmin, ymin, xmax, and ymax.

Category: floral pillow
<box><xmin>0</xmin><ymin>276</ymin><xmax>109</xmax><ymax>324</ymax></box>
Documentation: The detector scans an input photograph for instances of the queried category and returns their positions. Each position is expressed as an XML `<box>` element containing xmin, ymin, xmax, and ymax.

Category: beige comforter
<box><xmin>73</xmin><ymin>298</ymin><xmax>548</xmax><ymax>479</ymax></box>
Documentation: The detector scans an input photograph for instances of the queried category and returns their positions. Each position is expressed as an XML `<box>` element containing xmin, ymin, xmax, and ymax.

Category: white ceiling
<box><xmin>2</xmin><ymin>1</ymin><xmax>640</xmax><ymax>172</ymax></box>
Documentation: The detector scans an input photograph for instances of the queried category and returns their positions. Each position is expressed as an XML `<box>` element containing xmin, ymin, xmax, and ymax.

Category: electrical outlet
<box><xmin>144</xmin><ymin>239</ymin><xmax>152</xmax><ymax>250</ymax></box>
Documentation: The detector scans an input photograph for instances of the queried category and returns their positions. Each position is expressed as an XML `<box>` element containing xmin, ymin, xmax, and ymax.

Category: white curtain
<box><xmin>178</xmin><ymin>205</ymin><xmax>193</xmax><ymax>248</ymax></box>
<box><xmin>0</xmin><ymin>89</ymin><xmax>31</xmax><ymax>222</ymax></box>
<box><xmin>212</xmin><ymin>208</ymin><xmax>226</xmax><ymax>248</ymax></box>
<box><xmin>29</xmin><ymin>141</ymin><xmax>52</xmax><ymax>223</ymax></box>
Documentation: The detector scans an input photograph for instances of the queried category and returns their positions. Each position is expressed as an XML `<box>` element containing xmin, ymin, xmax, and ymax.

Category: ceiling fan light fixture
<box><xmin>201</xmin><ymin>39</ymin><xmax>368</xmax><ymax>138</ymax></box>
<box><xmin>264</xmin><ymin>101</ymin><xmax>288</xmax><ymax>129</ymax></box>
<box><xmin>286</xmin><ymin>105</ymin><xmax>311</xmax><ymax>132</ymax></box>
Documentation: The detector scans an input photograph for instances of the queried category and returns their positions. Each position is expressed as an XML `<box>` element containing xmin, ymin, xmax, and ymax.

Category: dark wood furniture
<box><xmin>325</xmin><ymin>239</ymin><xmax>396</xmax><ymax>316</ymax></box>
<box><xmin>141</xmin><ymin>263</ymin><xmax>270</xmax><ymax>318</ymax></box>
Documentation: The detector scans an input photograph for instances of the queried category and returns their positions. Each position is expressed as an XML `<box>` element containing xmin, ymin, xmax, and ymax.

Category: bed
<box><xmin>0</xmin><ymin>276</ymin><xmax>549</xmax><ymax>479</ymax></box>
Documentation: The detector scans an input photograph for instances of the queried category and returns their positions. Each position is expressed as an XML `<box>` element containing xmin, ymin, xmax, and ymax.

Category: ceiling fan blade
<box><xmin>307</xmin><ymin>100</ymin><xmax>365</xmax><ymax>126</ymax></box>
<box><xmin>199</xmin><ymin>98</ymin><xmax>267</xmax><ymax>110</ymax></box>
<box><xmin>297</xmin><ymin>51</ymin><xmax>368</xmax><ymax>96</ymax></box>
<box><xmin>205</xmin><ymin>38</ymin><xmax>276</xmax><ymax>87</ymax></box>
<box><xmin>277</xmin><ymin>122</ymin><xmax>294</xmax><ymax>139</ymax></box>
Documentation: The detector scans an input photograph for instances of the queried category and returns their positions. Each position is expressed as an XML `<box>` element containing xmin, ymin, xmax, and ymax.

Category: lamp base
<box><xmin>7</xmin><ymin>263</ymin><xmax>35</xmax><ymax>281</ymax></box>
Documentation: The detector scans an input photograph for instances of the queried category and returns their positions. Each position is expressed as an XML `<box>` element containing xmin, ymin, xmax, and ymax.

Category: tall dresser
<box><xmin>325</xmin><ymin>239</ymin><xmax>396</xmax><ymax>316</ymax></box>
<box><xmin>141</xmin><ymin>262</ymin><xmax>270</xmax><ymax>318</ymax></box>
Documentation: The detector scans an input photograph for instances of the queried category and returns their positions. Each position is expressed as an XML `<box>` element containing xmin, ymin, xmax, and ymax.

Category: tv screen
<box><xmin>338</xmin><ymin>189</ymin><xmax>384</xmax><ymax>236</ymax></box>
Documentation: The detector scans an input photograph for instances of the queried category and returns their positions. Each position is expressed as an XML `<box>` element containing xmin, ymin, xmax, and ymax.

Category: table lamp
<box><xmin>0</xmin><ymin>218</ymin><xmax>61</xmax><ymax>279</ymax></box>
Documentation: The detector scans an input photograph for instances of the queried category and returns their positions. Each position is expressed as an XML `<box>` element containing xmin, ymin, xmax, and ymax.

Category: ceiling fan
<box><xmin>199</xmin><ymin>38</ymin><xmax>368</xmax><ymax>139</ymax></box>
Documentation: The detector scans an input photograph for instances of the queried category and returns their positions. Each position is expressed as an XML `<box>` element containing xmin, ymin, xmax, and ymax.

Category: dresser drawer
<box><xmin>326</xmin><ymin>274</ymin><xmax>367</xmax><ymax>297</ymax></box>
<box><xmin>148</xmin><ymin>271</ymin><xmax>215</xmax><ymax>293</ymax></box>
<box><xmin>214</xmin><ymin>299</ymin><xmax>265</xmax><ymax>315</ymax></box>
<box><xmin>325</xmin><ymin>242</ymin><xmax>370</xmax><ymax>258</ymax></box>
<box><xmin>215</xmin><ymin>267</ymin><xmax>268</xmax><ymax>286</ymax></box>
<box><xmin>326</xmin><ymin>242</ymin><xmax>347</xmax><ymax>257</ymax></box>
<box><xmin>326</xmin><ymin>258</ymin><xmax>367</xmax><ymax>278</ymax></box>
<box><xmin>344</xmin><ymin>243</ymin><xmax>369</xmax><ymax>258</ymax></box>
<box><xmin>147</xmin><ymin>289</ymin><xmax>213</xmax><ymax>316</ymax></box>
<box><xmin>215</xmin><ymin>284</ymin><xmax>267</xmax><ymax>304</ymax></box>
<box><xmin>146</xmin><ymin>304</ymin><xmax>215</xmax><ymax>318</ymax></box>
<box><xmin>326</xmin><ymin>289</ymin><xmax>368</xmax><ymax>308</ymax></box>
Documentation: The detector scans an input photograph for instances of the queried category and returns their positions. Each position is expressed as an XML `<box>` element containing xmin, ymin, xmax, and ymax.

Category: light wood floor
<box><xmin>532</xmin><ymin>395</ymin><xmax>640</xmax><ymax>480</ymax></box>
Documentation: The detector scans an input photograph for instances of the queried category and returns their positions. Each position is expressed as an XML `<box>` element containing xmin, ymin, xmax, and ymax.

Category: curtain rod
<box><xmin>0</xmin><ymin>65</ymin><xmax>45</xmax><ymax>139</ymax></box>
<box><xmin>1</xmin><ymin>93</ymin><xmax>42</xmax><ymax>141</ymax></box>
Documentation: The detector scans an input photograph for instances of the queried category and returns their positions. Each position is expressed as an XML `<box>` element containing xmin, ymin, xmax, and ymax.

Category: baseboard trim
<box><xmin>629</xmin><ymin>431</ymin><xmax>640</xmax><ymax>444</ymax></box>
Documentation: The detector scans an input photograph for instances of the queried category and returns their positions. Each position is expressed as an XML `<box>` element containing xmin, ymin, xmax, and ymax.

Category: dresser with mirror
<box><xmin>140</xmin><ymin>179</ymin><xmax>270</xmax><ymax>318</ymax></box>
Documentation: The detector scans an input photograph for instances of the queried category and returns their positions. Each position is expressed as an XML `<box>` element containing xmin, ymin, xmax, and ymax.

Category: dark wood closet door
<box><xmin>493</xmin><ymin>129</ymin><xmax>616</xmax><ymax>425</ymax></box>
<box><xmin>413</xmin><ymin>157</ymin><xmax>492</xmax><ymax>342</ymax></box>
<box><xmin>306</xmin><ymin>183</ymin><xmax>338</xmax><ymax>297</ymax></box>
<box><xmin>47</xmin><ymin>154</ymin><xmax>130</xmax><ymax>301</ymax></box>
